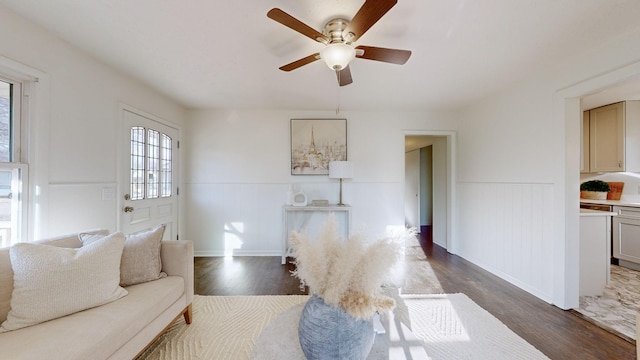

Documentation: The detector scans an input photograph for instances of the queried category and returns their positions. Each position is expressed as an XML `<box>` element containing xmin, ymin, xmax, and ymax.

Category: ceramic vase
<box><xmin>298</xmin><ymin>295</ymin><xmax>374</xmax><ymax>360</ymax></box>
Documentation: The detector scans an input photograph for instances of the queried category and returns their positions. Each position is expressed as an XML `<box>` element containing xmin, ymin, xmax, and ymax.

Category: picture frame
<box><xmin>290</xmin><ymin>118</ymin><xmax>347</xmax><ymax>175</ymax></box>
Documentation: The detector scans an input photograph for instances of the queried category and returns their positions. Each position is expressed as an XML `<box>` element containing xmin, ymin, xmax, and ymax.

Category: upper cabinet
<box><xmin>589</xmin><ymin>102</ymin><xmax>624</xmax><ymax>172</ymax></box>
<box><xmin>582</xmin><ymin>110</ymin><xmax>590</xmax><ymax>173</ymax></box>
<box><xmin>582</xmin><ymin>101</ymin><xmax>640</xmax><ymax>173</ymax></box>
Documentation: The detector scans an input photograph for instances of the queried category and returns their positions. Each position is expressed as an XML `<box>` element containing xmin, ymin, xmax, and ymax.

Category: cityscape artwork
<box><xmin>290</xmin><ymin>119</ymin><xmax>347</xmax><ymax>175</ymax></box>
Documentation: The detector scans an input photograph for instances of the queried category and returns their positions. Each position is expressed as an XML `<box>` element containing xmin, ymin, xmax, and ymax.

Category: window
<box><xmin>130</xmin><ymin>127</ymin><xmax>172</xmax><ymax>201</ymax></box>
<box><xmin>0</xmin><ymin>79</ymin><xmax>16</xmax><ymax>162</ymax></box>
<box><xmin>0</xmin><ymin>75</ymin><xmax>28</xmax><ymax>248</ymax></box>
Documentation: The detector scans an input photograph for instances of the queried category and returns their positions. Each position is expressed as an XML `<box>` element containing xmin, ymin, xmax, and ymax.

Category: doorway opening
<box><xmin>572</xmin><ymin>76</ymin><xmax>640</xmax><ymax>341</ymax></box>
<box><xmin>403</xmin><ymin>131</ymin><xmax>456</xmax><ymax>252</ymax></box>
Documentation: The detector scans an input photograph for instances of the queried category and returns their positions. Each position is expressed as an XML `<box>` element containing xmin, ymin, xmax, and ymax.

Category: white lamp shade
<box><xmin>320</xmin><ymin>43</ymin><xmax>356</xmax><ymax>70</ymax></box>
<box><xmin>329</xmin><ymin>161</ymin><xmax>354</xmax><ymax>179</ymax></box>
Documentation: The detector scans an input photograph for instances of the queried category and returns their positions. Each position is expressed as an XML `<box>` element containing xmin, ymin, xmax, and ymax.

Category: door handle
<box><xmin>123</xmin><ymin>206</ymin><xmax>134</xmax><ymax>213</ymax></box>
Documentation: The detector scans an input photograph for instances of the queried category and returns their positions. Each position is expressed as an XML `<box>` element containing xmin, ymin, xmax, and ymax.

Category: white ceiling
<box><xmin>2</xmin><ymin>0</ymin><xmax>640</xmax><ymax>111</ymax></box>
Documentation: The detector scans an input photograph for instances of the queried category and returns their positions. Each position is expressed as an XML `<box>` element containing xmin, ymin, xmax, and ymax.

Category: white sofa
<box><xmin>0</xmin><ymin>229</ymin><xmax>194</xmax><ymax>360</ymax></box>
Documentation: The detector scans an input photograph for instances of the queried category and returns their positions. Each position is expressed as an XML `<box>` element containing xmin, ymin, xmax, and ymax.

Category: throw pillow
<box><xmin>80</xmin><ymin>224</ymin><xmax>167</xmax><ymax>286</ymax></box>
<box><xmin>0</xmin><ymin>233</ymin><xmax>128</xmax><ymax>332</ymax></box>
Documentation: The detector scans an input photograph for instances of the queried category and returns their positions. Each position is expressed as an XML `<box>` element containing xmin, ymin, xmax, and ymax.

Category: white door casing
<box><xmin>120</xmin><ymin>108</ymin><xmax>179</xmax><ymax>240</ymax></box>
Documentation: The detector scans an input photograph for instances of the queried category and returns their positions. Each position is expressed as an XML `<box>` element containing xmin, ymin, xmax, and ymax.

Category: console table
<box><xmin>282</xmin><ymin>205</ymin><xmax>352</xmax><ymax>264</ymax></box>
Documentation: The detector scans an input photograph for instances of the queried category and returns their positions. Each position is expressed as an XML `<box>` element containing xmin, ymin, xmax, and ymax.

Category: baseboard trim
<box><xmin>194</xmin><ymin>250</ymin><xmax>282</xmax><ymax>257</ymax></box>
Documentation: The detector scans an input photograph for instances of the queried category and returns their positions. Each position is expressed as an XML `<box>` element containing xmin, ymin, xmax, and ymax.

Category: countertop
<box><xmin>580</xmin><ymin>199</ymin><xmax>640</xmax><ymax>208</ymax></box>
<box><xmin>580</xmin><ymin>208</ymin><xmax>617</xmax><ymax>217</ymax></box>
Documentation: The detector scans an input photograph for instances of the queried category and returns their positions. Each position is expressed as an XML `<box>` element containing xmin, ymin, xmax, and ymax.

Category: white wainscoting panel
<box><xmin>184</xmin><ymin>181</ymin><xmax>404</xmax><ymax>257</ymax></box>
<box><xmin>457</xmin><ymin>182</ymin><xmax>554</xmax><ymax>302</ymax></box>
<box><xmin>184</xmin><ymin>183</ymin><xmax>286</xmax><ymax>257</ymax></box>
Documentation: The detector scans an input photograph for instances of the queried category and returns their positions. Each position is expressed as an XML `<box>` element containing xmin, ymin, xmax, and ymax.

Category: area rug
<box><xmin>137</xmin><ymin>294</ymin><xmax>549</xmax><ymax>360</ymax></box>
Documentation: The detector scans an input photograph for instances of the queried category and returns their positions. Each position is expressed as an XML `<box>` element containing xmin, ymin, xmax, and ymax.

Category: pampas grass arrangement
<box><xmin>290</xmin><ymin>214</ymin><xmax>416</xmax><ymax>319</ymax></box>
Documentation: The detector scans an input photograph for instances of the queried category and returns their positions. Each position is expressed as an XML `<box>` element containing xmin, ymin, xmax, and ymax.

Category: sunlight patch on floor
<box><xmin>224</xmin><ymin>222</ymin><xmax>244</xmax><ymax>258</ymax></box>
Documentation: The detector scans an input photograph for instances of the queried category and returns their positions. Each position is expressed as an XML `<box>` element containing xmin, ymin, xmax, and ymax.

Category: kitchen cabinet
<box><xmin>589</xmin><ymin>102</ymin><xmax>624</xmax><ymax>172</ymax></box>
<box><xmin>612</xmin><ymin>206</ymin><xmax>640</xmax><ymax>271</ymax></box>
<box><xmin>581</xmin><ymin>111</ymin><xmax>590</xmax><ymax>173</ymax></box>
<box><xmin>583</xmin><ymin>100</ymin><xmax>640</xmax><ymax>173</ymax></box>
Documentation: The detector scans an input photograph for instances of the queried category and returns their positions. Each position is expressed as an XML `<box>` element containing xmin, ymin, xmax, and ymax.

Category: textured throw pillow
<box><xmin>0</xmin><ymin>233</ymin><xmax>128</xmax><ymax>332</ymax></box>
<box><xmin>80</xmin><ymin>224</ymin><xmax>167</xmax><ymax>286</ymax></box>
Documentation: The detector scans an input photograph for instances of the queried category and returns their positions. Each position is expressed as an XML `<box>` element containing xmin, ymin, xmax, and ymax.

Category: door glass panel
<box><xmin>160</xmin><ymin>133</ymin><xmax>172</xmax><ymax>197</ymax></box>
<box><xmin>130</xmin><ymin>126</ymin><xmax>145</xmax><ymax>200</ymax></box>
<box><xmin>147</xmin><ymin>129</ymin><xmax>159</xmax><ymax>199</ymax></box>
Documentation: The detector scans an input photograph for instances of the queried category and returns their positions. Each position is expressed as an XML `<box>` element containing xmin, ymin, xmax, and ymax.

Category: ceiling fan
<box><xmin>267</xmin><ymin>0</ymin><xmax>412</xmax><ymax>86</ymax></box>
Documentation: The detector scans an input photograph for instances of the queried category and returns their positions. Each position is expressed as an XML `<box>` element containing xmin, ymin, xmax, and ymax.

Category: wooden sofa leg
<box><xmin>183</xmin><ymin>304</ymin><xmax>193</xmax><ymax>324</ymax></box>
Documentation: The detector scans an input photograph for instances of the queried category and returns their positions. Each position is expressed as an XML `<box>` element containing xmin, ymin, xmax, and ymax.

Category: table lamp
<box><xmin>329</xmin><ymin>161</ymin><xmax>353</xmax><ymax>206</ymax></box>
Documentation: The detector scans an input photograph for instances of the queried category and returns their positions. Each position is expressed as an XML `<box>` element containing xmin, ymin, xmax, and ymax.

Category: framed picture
<box><xmin>291</xmin><ymin>118</ymin><xmax>347</xmax><ymax>175</ymax></box>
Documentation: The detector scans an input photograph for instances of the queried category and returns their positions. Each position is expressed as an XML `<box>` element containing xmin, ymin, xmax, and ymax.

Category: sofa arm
<box><xmin>160</xmin><ymin>240</ymin><xmax>194</xmax><ymax>306</ymax></box>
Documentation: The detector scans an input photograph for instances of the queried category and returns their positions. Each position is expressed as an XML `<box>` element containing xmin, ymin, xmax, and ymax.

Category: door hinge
<box><xmin>176</xmin><ymin>234</ymin><xmax>179</xmax><ymax>240</ymax></box>
<box><xmin>177</xmin><ymin>187</ymin><xmax>179</xmax><ymax>196</ymax></box>
<box><xmin>177</xmin><ymin>140</ymin><xmax>180</xmax><ymax>149</ymax></box>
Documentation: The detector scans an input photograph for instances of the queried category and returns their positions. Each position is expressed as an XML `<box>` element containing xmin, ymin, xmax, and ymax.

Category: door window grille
<box><xmin>130</xmin><ymin>127</ymin><xmax>172</xmax><ymax>200</ymax></box>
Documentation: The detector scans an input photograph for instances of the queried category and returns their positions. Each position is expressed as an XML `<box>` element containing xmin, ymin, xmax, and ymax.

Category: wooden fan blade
<box><xmin>355</xmin><ymin>45</ymin><xmax>411</xmax><ymax>64</ymax></box>
<box><xmin>343</xmin><ymin>0</ymin><xmax>397</xmax><ymax>43</ymax></box>
<box><xmin>336</xmin><ymin>66</ymin><xmax>353</xmax><ymax>86</ymax></box>
<box><xmin>279</xmin><ymin>53</ymin><xmax>321</xmax><ymax>72</ymax></box>
<box><xmin>267</xmin><ymin>8</ymin><xmax>329</xmax><ymax>44</ymax></box>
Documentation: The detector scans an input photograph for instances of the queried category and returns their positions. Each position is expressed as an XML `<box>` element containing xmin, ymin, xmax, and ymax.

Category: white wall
<box><xmin>419</xmin><ymin>146</ymin><xmax>433</xmax><ymax>228</ymax></box>
<box><xmin>432</xmin><ymin>137</ymin><xmax>447</xmax><ymax>247</ymax></box>
<box><xmin>456</xmin><ymin>27</ymin><xmax>640</xmax><ymax>308</ymax></box>
<box><xmin>183</xmin><ymin>109</ymin><xmax>458</xmax><ymax>256</ymax></box>
<box><xmin>0</xmin><ymin>7</ymin><xmax>185</xmax><ymax>239</ymax></box>
<box><xmin>404</xmin><ymin>149</ymin><xmax>420</xmax><ymax>228</ymax></box>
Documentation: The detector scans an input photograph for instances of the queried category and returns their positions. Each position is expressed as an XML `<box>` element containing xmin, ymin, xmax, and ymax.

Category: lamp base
<box><xmin>337</xmin><ymin>178</ymin><xmax>347</xmax><ymax>206</ymax></box>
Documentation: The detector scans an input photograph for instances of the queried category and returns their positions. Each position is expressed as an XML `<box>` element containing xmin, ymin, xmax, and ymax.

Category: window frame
<box><xmin>0</xmin><ymin>73</ymin><xmax>30</xmax><ymax>246</ymax></box>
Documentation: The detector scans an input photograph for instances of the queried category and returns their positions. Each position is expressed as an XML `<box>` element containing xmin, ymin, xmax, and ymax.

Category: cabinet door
<box><xmin>613</xmin><ymin>207</ymin><xmax>640</xmax><ymax>264</ymax></box>
<box><xmin>581</xmin><ymin>111</ymin><xmax>590</xmax><ymax>173</ymax></box>
<box><xmin>589</xmin><ymin>102</ymin><xmax>624</xmax><ymax>172</ymax></box>
<box><xmin>623</xmin><ymin>100</ymin><xmax>640</xmax><ymax>172</ymax></box>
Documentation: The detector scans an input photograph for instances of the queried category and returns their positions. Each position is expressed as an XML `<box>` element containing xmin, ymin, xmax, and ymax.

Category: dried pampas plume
<box><xmin>290</xmin><ymin>214</ymin><xmax>415</xmax><ymax>319</ymax></box>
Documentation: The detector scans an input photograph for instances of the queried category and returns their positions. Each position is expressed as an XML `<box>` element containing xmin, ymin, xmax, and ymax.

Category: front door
<box><xmin>120</xmin><ymin>108</ymin><xmax>179</xmax><ymax>240</ymax></box>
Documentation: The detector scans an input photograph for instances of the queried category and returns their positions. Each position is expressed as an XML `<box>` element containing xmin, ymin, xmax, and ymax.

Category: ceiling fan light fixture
<box><xmin>320</xmin><ymin>43</ymin><xmax>355</xmax><ymax>71</ymax></box>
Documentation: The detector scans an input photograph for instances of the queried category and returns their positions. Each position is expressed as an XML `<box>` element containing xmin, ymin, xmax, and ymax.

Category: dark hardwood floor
<box><xmin>194</xmin><ymin>231</ymin><xmax>636</xmax><ymax>360</ymax></box>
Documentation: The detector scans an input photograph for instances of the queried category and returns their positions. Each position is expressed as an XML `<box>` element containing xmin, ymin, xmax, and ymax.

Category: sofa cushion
<box><xmin>0</xmin><ymin>232</ymin><xmax>128</xmax><ymax>333</ymax></box>
<box><xmin>0</xmin><ymin>229</ymin><xmax>109</xmax><ymax>325</ymax></box>
<box><xmin>80</xmin><ymin>224</ymin><xmax>167</xmax><ymax>286</ymax></box>
<box><xmin>0</xmin><ymin>276</ymin><xmax>185</xmax><ymax>360</ymax></box>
